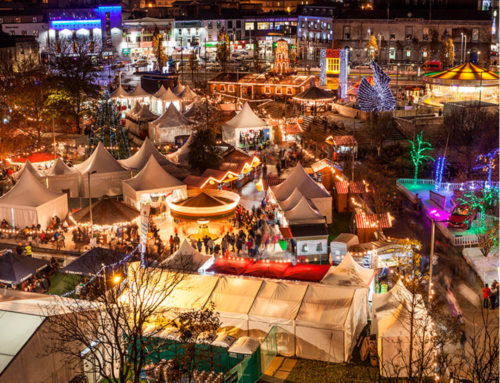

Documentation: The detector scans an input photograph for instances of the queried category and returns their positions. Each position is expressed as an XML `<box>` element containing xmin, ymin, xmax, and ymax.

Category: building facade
<box><xmin>0</xmin><ymin>29</ymin><xmax>40</xmax><ymax>67</ymax></box>
<box><xmin>122</xmin><ymin>17</ymin><xmax>175</xmax><ymax>59</ymax></box>
<box><xmin>0</xmin><ymin>11</ymin><xmax>49</xmax><ymax>57</ymax></box>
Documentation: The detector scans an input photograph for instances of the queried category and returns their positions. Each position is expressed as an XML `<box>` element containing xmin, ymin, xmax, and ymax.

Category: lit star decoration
<box><xmin>409</xmin><ymin>132</ymin><xmax>434</xmax><ymax>185</ymax></box>
<box><xmin>358</xmin><ymin>60</ymin><xmax>396</xmax><ymax>112</ymax></box>
<box><xmin>473</xmin><ymin>148</ymin><xmax>499</xmax><ymax>186</ymax></box>
<box><xmin>434</xmin><ymin>156</ymin><xmax>446</xmax><ymax>191</ymax></box>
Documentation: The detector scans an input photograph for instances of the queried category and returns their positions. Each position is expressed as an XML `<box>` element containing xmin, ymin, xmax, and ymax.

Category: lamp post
<box><xmin>88</xmin><ymin>170</ymin><xmax>97</xmax><ymax>233</ymax></box>
<box><xmin>460</xmin><ymin>33</ymin><xmax>464</xmax><ymax>64</ymax></box>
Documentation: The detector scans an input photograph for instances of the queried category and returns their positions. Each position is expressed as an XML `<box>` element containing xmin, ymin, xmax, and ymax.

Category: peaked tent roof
<box><xmin>153</xmin><ymin>84</ymin><xmax>168</xmax><ymax>98</ymax></box>
<box><xmin>279</xmin><ymin>188</ymin><xmax>304</xmax><ymax>211</ymax></box>
<box><xmin>0</xmin><ymin>169</ymin><xmax>65</xmax><ymax>207</ymax></box>
<box><xmin>14</xmin><ymin>160</ymin><xmax>43</xmax><ymax>179</ymax></box>
<box><xmin>44</xmin><ymin>158</ymin><xmax>76</xmax><ymax>176</ymax></box>
<box><xmin>321</xmin><ymin>254</ymin><xmax>375</xmax><ymax>288</ymax></box>
<box><xmin>271</xmin><ymin>163</ymin><xmax>331</xmax><ymax>200</ymax></box>
<box><xmin>75</xmin><ymin>142</ymin><xmax>127</xmax><ymax>174</ymax></box>
<box><xmin>284</xmin><ymin>196</ymin><xmax>325</xmax><ymax>224</ymax></box>
<box><xmin>110</xmin><ymin>83</ymin><xmax>130</xmax><ymax>98</ymax></box>
<box><xmin>120</xmin><ymin>137</ymin><xmax>172</xmax><ymax>170</ymax></box>
<box><xmin>126</xmin><ymin>100</ymin><xmax>142</xmax><ymax>117</ymax></box>
<box><xmin>128</xmin><ymin>83</ymin><xmax>151</xmax><ymax>98</ymax></box>
<box><xmin>293</xmin><ymin>86</ymin><xmax>334</xmax><ymax>101</ymax></box>
<box><xmin>72</xmin><ymin>196</ymin><xmax>140</xmax><ymax>226</ymax></box>
<box><xmin>134</xmin><ymin>104</ymin><xmax>158</xmax><ymax>121</ymax></box>
<box><xmin>61</xmin><ymin>247</ymin><xmax>135</xmax><ymax>276</ymax></box>
<box><xmin>183</xmin><ymin>102</ymin><xmax>201</xmax><ymax>119</ymax></box>
<box><xmin>180</xmin><ymin>192</ymin><xmax>225</xmax><ymax>208</ymax></box>
<box><xmin>225</xmin><ymin>102</ymin><xmax>268</xmax><ymax>130</ymax></box>
<box><xmin>157</xmin><ymin>87</ymin><xmax>181</xmax><ymax>102</ymax></box>
<box><xmin>166</xmin><ymin>134</ymin><xmax>192</xmax><ymax>164</ymax></box>
<box><xmin>172</xmin><ymin>83</ymin><xmax>185</xmax><ymax>95</ymax></box>
<box><xmin>372</xmin><ymin>279</ymin><xmax>424</xmax><ymax>315</ymax></box>
<box><xmin>0</xmin><ymin>251</ymin><xmax>49</xmax><ymax>285</ymax></box>
<box><xmin>161</xmin><ymin>239</ymin><xmax>211</xmax><ymax>271</ymax></box>
<box><xmin>377</xmin><ymin>303</ymin><xmax>411</xmax><ymax>338</ymax></box>
<box><xmin>178</xmin><ymin>85</ymin><xmax>197</xmax><ymax>100</ymax></box>
<box><xmin>424</xmin><ymin>62</ymin><xmax>499</xmax><ymax>85</ymax></box>
<box><xmin>123</xmin><ymin>155</ymin><xmax>185</xmax><ymax>191</ymax></box>
<box><xmin>151</xmin><ymin>103</ymin><xmax>193</xmax><ymax>128</ymax></box>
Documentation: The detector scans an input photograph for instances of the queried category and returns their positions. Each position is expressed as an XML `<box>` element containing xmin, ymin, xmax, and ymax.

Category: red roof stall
<box><xmin>207</xmin><ymin>257</ymin><xmax>254</xmax><ymax>275</ymax></box>
<box><xmin>282</xmin><ymin>264</ymin><xmax>331</xmax><ymax>282</ymax></box>
<box><xmin>242</xmin><ymin>260</ymin><xmax>293</xmax><ymax>279</ymax></box>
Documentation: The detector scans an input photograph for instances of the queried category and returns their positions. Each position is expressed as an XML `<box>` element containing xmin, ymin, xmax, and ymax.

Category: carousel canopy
<box><xmin>14</xmin><ymin>160</ymin><xmax>44</xmax><ymax>179</ymax></box>
<box><xmin>178</xmin><ymin>85</ymin><xmax>197</xmax><ymax>101</ymax></box>
<box><xmin>225</xmin><ymin>102</ymin><xmax>268</xmax><ymax>130</ymax></box>
<box><xmin>44</xmin><ymin>158</ymin><xmax>76</xmax><ymax>176</ymax></box>
<box><xmin>161</xmin><ymin>239</ymin><xmax>211</xmax><ymax>272</ymax></box>
<box><xmin>172</xmin><ymin>83</ymin><xmax>185</xmax><ymax>95</ymax></box>
<box><xmin>424</xmin><ymin>62</ymin><xmax>500</xmax><ymax>86</ymax></box>
<box><xmin>123</xmin><ymin>155</ymin><xmax>185</xmax><ymax>192</ymax></box>
<box><xmin>0</xmin><ymin>251</ymin><xmax>49</xmax><ymax>285</ymax></box>
<box><xmin>110</xmin><ymin>83</ymin><xmax>130</xmax><ymax>99</ymax></box>
<box><xmin>128</xmin><ymin>83</ymin><xmax>150</xmax><ymax>98</ymax></box>
<box><xmin>293</xmin><ymin>86</ymin><xmax>334</xmax><ymax>102</ymax></box>
<box><xmin>126</xmin><ymin>100</ymin><xmax>142</xmax><ymax>117</ymax></box>
<box><xmin>153</xmin><ymin>85</ymin><xmax>168</xmax><ymax>98</ymax></box>
<box><xmin>120</xmin><ymin>137</ymin><xmax>172</xmax><ymax>170</ymax></box>
<box><xmin>75</xmin><ymin>142</ymin><xmax>127</xmax><ymax>174</ymax></box>
<box><xmin>180</xmin><ymin>192</ymin><xmax>225</xmax><ymax>208</ymax></box>
<box><xmin>72</xmin><ymin>196</ymin><xmax>140</xmax><ymax>226</ymax></box>
<box><xmin>133</xmin><ymin>104</ymin><xmax>158</xmax><ymax>121</ymax></box>
<box><xmin>272</xmin><ymin>163</ymin><xmax>331</xmax><ymax>201</ymax></box>
<box><xmin>157</xmin><ymin>88</ymin><xmax>181</xmax><ymax>102</ymax></box>
<box><xmin>151</xmin><ymin>103</ymin><xmax>193</xmax><ymax>129</ymax></box>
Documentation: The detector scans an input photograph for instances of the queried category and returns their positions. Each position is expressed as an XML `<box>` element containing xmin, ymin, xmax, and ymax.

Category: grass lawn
<box><xmin>48</xmin><ymin>272</ymin><xmax>83</xmax><ymax>297</ymax></box>
<box><xmin>327</xmin><ymin>210</ymin><xmax>352</xmax><ymax>243</ymax></box>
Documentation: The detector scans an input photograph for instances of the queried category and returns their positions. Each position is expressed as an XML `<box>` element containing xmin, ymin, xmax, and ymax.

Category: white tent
<box><xmin>156</xmin><ymin>88</ymin><xmax>181</xmax><ymax>114</ymax></box>
<box><xmin>279</xmin><ymin>188</ymin><xmax>304</xmax><ymax>211</ymax></box>
<box><xmin>74</xmin><ymin>142</ymin><xmax>130</xmax><ymax>198</ymax></box>
<box><xmin>178</xmin><ymin>85</ymin><xmax>197</xmax><ymax>102</ymax></box>
<box><xmin>321</xmin><ymin>254</ymin><xmax>375</xmax><ymax>288</ymax></box>
<box><xmin>43</xmin><ymin>158</ymin><xmax>79</xmax><ymax>197</ymax></box>
<box><xmin>161</xmin><ymin>239</ymin><xmax>211</xmax><ymax>272</ymax></box>
<box><xmin>0</xmin><ymin>170</ymin><xmax>68</xmax><ymax>229</ymax></box>
<box><xmin>330</xmin><ymin>233</ymin><xmax>359</xmax><ymax>262</ymax></box>
<box><xmin>13</xmin><ymin>160</ymin><xmax>44</xmax><ymax>180</ymax></box>
<box><xmin>172</xmin><ymin>83</ymin><xmax>185</xmax><ymax>95</ymax></box>
<box><xmin>271</xmin><ymin>163</ymin><xmax>332</xmax><ymax>223</ymax></box>
<box><xmin>149</xmin><ymin>103</ymin><xmax>194</xmax><ymax>145</ymax></box>
<box><xmin>122</xmin><ymin>155</ymin><xmax>187</xmax><ymax>209</ymax></box>
<box><xmin>110</xmin><ymin>83</ymin><xmax>130</xmax><ymax>105</ymax></box>
<box><xmin>222</xmin><ymin>102</ymin><xmax>271</xmax><ymax>148</ymax></box>
<box><xmin>153</xmin><ymin>84</ymin><xmax>168</xmax><ymax>99</ymax></box>
<box><xmin>284</xmin><ymin>197</ymin><xmax>325</xmax><ymax>225</ymax></box>
<box><xmin>126</xmin><ymin>104</ymin><xmax>158</xmax><ymax>136</ymax></box>
<box><xmin>125</xmin><ymin>100</ymin><xmax>141</xmax><ymax>117</ymax></box>
<box><xmin>120</xmin><ymin>137</ymin><xmax>172</xmax><ymax>171</ymax></box>
<box><xmin>128</xmin><ymin>83</ymin><xmax>150</xmax><ymax>100</ymax></box>
<box><xmin>166</xmin><ymin>134</ymin><xmax>192</xmax><ymax>165</ymax></box>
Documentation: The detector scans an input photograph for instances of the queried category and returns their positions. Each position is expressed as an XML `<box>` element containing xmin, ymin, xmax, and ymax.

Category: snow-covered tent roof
<box><xmin>74</xmin><ymin>142</ymin><xmax>127</xmax><ymax>174</ymax></box>
<box><xmin>14</xmin><ymin>160</ymin><xmax>43</xmax><ymax>179</ymax></box>
<box><xmin>151</xmin><ymin>103</ymin><xmax>193</xmax><ymax>128</ymax></box>
<box><xmin>279</xmin><ymin>188</ymin><xmax>304</xmax><ymax>211</ymax></box>
<box><xmin>284</xmin><ymin>197</ymin><xmax>325</xmax><ymax>224</ymax></box>
<box><xmin>157</xmin><ymin>87</ymin><xmax>181</xmax><ymax>102</ymax></box>
<box><xmin>134</xmin><ymin>104</ymin><xmax>158</xmax><ymax>121</ymax></box>
<box><xmin>110</xmin><ymin>83</ymin><xmax>129</xmax><ymax>99</ymax></box>
<box><xmin>153</xmin><ymin>85</ymin><xmax>167</xmax><ymax>98</ymax></box>
<box><xmin>44</xmin><ymin>158</ymin><xmax>76</xmax><ymax>176</ymax></box>
<box><xmin>128</xmin><ymin>83</ymin><xmax>150</xmax><ymax>98</ymax></box>
<box><xmin>161</xmin><ymin>239</ymin><xmax>211</xmax><ymax>271</ymax></box>
<box><xmin>166</xmin><ymin>134</ymin><xmax>192</xmax><ymax>164</ymax></box>
<box><xmin>225</xmin><ymin>102</ymin><xmax>268</xmax><ymax>130</ymax></box>
<box><xmin>120</xmin><ymin>137</ymin><xmax>173</xmax><ymax>170</ymax></box>
<box><xmin>178</xmin><ymin>85</ymin><xmax>197</xmax><ymax>101</ymax></box>
<box><xmin>172</xmin><ymin>83</ymin><xmax>185</xmax><ymax>95</ymax></box>
<box><xmin>126</xmin><ymin>100</ymin><xmax>142</xmax><ymax>117</ymax></box>
<box><xmin>271</xmin><ymin>163</ymin><xmax>331</xmax><ymax>201</ymax></box>
<box><xmin>123</xmin><ymin>155</ymin><xmax>185</xmax><ymax>191</ymax></box>
<box><xmin>321</xmin><ymin>254</ymin><xmax>375</xmax><ymax>288</ymax></box>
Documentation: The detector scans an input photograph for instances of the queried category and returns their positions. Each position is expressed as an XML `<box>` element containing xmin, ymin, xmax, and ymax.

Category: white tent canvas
<box><xmin>161</xmin><ymin>239</ymin><xmax>211</xmax><ymax>272</ymax></box>
<box><xmin>166</xmin><ymin>134</ymin><xmax>192</xmax><ymax>165</ymax></box>
<box><xmin>122</xmin><ymin>156</ymin><xmax>186</xmax><ymax>209</ymax></box>
<box><xmin>120</xmin><ymin>137</ymin><xmax>172</xmax><ymax>171</ymax></box>
<box><xmin>321</xmin><ymin>254</ymin><xmax>375</xmax><ymax>288</ymax></box>
<box><xmin>156</xmin><ymin>88</ymin><xmax>181</xmax><ymax>113</ymax></box>
<box><xmin>284</xmin><ymin>197</ymin><xmax>325</xmax><ymax>225</ymax></box>
<box><xmin>126</xmin><ymin>104</ymin><xmax>158</xmax><ymax>136</ymax></box>
<box><xmin>126</xmin><ymin>100</ymin><xmax>141</xmax><ymax>117</ymax></box>
<box><xmin>149</xmin><ymin>103</ymin><xmax>194</xmax><ymax>145</ymax></box>
<box><xmin>13</xmin><ymin>160</ymin><xmax>44</xmax><ymax>180</ymax></box>
<box><xmin>0</xmin><ymin>170</ymin><xmax>68</xmax><ymax>229</ymax></box>
<box><xmin>279</xmin><ymin>188</ymin><xmax>304</xmax><ymax>211</ymax></box>
<box><xmin>222</xmin><ymin>102</ymin><xmax>270</xmax><ymax>147</ymax></box>
<box><xmin>110</xmin><ymin>83</ymin><xmax>130</xmax><ymax>102</ymax></box>
<box><xmin>128</xmin><ymin>83</ymin><xmax>150</xmax><ymax>99</ymax></box>
<box><xmin>74</xmin><ymin>142</ymin><xmax>130</xmax><ymax>197</ymax></box>
<box><xmin>43</xmin><ymin>158</ymin><xmax>79</xmax><ymax>197</ymax></box>
<box><xmin>172</xmin><ymin>83</ymin><xmax>185</xmax><ymax>95</ymax></box>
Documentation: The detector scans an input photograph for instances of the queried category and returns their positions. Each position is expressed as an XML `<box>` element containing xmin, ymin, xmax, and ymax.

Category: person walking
<box><xmin>173</xmin><ymin>233</ymin><xmax>180</xmax><ymax>251</ymax></box>
<box><xmin>25</xmin><ymin>242</ymin><xmax>32</xmax><ymax>257</ymax></box>
<box><xmin>482</xmin><ymin>283</ymin><xmax>491</xmax><ymax>309</ymax></box>
<box><xmin>229</xmin><ymin>233</ymin><xmax>236</xmax><ymax>252</ymax></box>
<box><xmin>16</xmin><ymin>243</ymin><xmax>23</xmax><ymax>255</ymax></box>
<box><xmin>203</xmin><ymin>235</ymin><xmax>209</xmax><ymax>254</ymax></box>
<box><xmin>459</xmin><ymin>330</ymin><xmax>466</xmax><ymax>358</ymax></box>
<box><xmin>197</xmin><ymin>238</ymin><xmax>203</xmax><ymax>253</ymax></box>
<box><xmin>490</xmin><ymin>282</ymin><xmax>498</xmax><ymax>310</ymax></box>
<box><xmin>169</xmin><ymin>235</ymin><xmax>175</xmax><ymax>255</ymax></box>
<box><xmin>207</xmin><ymin>237</ymin><xmax>214</xmax><ymax>255</ymax></box>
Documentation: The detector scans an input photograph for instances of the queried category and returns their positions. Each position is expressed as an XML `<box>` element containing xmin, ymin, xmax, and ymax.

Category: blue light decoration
<box><xmin>434</xmin><ymin>156</ymin><xmax>446</xmax><ymax>191</ymax></box>
<box><xmin>474</xmin><ymin>148</ymin><xmax>499</xmax><ymax>186</ymax></box>
<box><xmin>358</xmin><ymin>60</ymin><xmax>396</xmax><ymax>112</ymax></box>
<box><xmin>339</xmin><ymin>49</ymin><xmax>348</xmax><ymax>99</ymax></box>
<box><xmin>50</xmin><ymin>19</ymin><xmax>101</xmax><ymax>31</ymax></box>
<box><xmin>319</xmin><ymin>49</ymin><xmax>327</xmax><ymax>86</ymax></box>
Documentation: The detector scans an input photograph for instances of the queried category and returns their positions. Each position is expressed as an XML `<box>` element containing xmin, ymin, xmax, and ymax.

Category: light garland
<box><xmin>434</xmin><ymin>156</ymin><xmax>446</xmax><ymax>191</ymax></box>
<box><xmin>409</xmin><ymin>132</ymin><xmax>434</xmax><ymax>186</ymax></box>
<box><xmin>473</xmin><ymin>148</ymin><xmax>499</xmax><ymax>186</ymax></box>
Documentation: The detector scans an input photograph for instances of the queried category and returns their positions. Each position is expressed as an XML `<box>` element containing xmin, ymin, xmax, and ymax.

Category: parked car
<box><xmin>93</xmin><ymin>63</ymin><xmax>104</xmax><ymax>71</ymax></box>
<box><xmin>448</xmin><ymin>205</ymin><xmax>477</xmax><ymax>229</ymax></box>
<box><xmin>420</xmin><ymin>60</ymin><xmax>442</xmax><ymax>73</ymax></box>
<box><xmin>111</xmin><ymin>61</ymin><xmax>126</xmax><ymax>70</ymax></box>
<box><xmin>133</xmin><ymin>59</ymin><xmax>148</xmax><ymax>68</ymax></box>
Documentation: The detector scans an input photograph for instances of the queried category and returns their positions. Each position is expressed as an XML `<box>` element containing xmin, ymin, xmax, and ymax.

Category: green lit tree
<box><xmin>89</xmin><ymin>90</ymin><xmax>131</xmax><ymax>160</ymax></box>
<box><xmin>409</xmin><ymin>132</ymin><xmax>434</xmax><ymax>185</ymax></box>
<box><xmin>457</xmin><ymin>186</ymin><xmax>499</xmax><ymax>232</ymax></box>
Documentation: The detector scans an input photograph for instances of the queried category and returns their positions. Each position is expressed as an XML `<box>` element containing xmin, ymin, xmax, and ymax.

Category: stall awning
<box><xmin>242</xmin><ymin>260</ymin><xmax>293</xmax><ymax>279</ymax></box>
<box><xmin>282</xmin><ymin>264</ymin><xmax>331</xmax><ymax>283</ymax></box>
<box><xmin>206</xmin><ymin>257</ymin><xmax>254</xmax><ymax>275</ymax></box>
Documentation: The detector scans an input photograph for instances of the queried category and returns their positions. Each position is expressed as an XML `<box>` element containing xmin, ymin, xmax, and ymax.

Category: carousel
<box><xmin>423</xmin><ymin>62</ymin><xmax>499</xmax><ymax>107</ymax></box>
<box><xmin>292</xmin><ymin>86</ymin><xmax>335</xmax><ymax>115</ymax></box>
<box><xmin>166</xmin><ymin>190</ymin><xmax>240</xmax><ymax>240</ymax></box>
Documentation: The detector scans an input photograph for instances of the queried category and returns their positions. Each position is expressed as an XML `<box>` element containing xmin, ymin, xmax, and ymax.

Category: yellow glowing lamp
<box><xmin>255</xmin><ymin>178</ymin><xmax>264</xmax><ymax>191</ymax></box>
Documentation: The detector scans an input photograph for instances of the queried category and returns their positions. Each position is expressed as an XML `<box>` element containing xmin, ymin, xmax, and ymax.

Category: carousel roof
<box><xmin>225</xmin><ymin>102</ymin><xmax>268</xmax><ymax>130</ymax></box>
<box><xmin>157</xmin><ymin>88</ymin><xmax>181</xmax><ymax>102</ymax></box>
<box><xmin>178</xmin><ymin>85</ymin><xmax>197</xmax><ymax>101</ymax></box>
<box><xmin>72</xmin><ymin>196</ymin><xmax>140</xmax><ymax>226</ymax></box>
<box><xmin>133</xmin><ymin>104</ymin><xmax>158</xmax><ymax>121</ymax></box>
<box><xmin>110</xmin><ymin>83</ymin><xmax>130</xmax><ymax>98</ymax></box>
<box><xmin>128</xmin><ymin>83</ymin><xmax>150</xmax><ymax>98</ymax></box>
<box><xmin>180</xmin><ymin>192</ymin><xmax>226</xmax><ymax>208</ymax></box>
<box><xmin>151</xmin><ymin>103</ymin><xmax>193</xmax><ymax>128</ymax></box>
<box><xmin>120</xmin><ymin>137</ymin><xmax>172</xmax><ymax>170</ymax></box>
<box><xmin>153</xmin><ymin>85</ymin><xmax>168</xmax><ymax>98</ymax></box>
<box><xmin>172</xmin><ymin>83</ymin><xmax>185</xmax><ymax>95</ymax></box>
<box><xmin>293</xmin><ymin>86</ymin><xmax>334</xmax><ymax>101</ymax></box>
<box><xmin>123</xmin><ymin>155</ymin><xmax>185</xmax><ymax>192</ymax></box>
<box><xmin>424</xmin><ymin>62</ymin><xmax>500</xmax><ymax>86</ymax></box>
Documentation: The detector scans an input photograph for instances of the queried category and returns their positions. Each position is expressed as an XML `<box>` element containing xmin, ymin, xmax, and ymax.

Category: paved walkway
<box><xmin>261</xmin><ymin>357</ymin><xmax>297</xmax><ymax>383</ymax></box>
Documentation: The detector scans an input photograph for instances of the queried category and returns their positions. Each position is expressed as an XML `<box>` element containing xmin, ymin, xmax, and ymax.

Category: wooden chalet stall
<box><xmin>354</xmin><ymin>212</ymin><xmax>393</xmax><ymax>243</ymax></box>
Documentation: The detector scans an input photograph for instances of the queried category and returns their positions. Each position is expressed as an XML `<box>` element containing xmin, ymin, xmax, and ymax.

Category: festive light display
<box><xmin>339</xmin><ymin>49</ymin><xmax>349</xmax><ymax>99</ymax></box>
<box><xmin>358</xmin><ymin>60</ymin><xmax>396</xmax><ymax>112</ymax></box>
<box><xmin>89</xmin><ymin>90</ymin><xmax>131</xmax><ymax>160</ymax></box>
<box><xmin>434</xmin><ymin>156</ymin><xmax>446</xmax><ymax>191</ymax></box>
<box><xmin>457</xmin><ymin>186</ymin><xmax>499</xmax><ymax>231</ymax></box>
<box><xmin>319</xmin><ymin>49</ymin><xmax>327</xmax><ymax>86</ymax></box>
<box><xmin>409</xmin><ymin>132</ymin><xmax>434</xmax><ymax>185</ymax></box>
<box><xmin>473</xmin><ymin>148</ymin><xmax>499</xmax><ymax>186</ymax></box>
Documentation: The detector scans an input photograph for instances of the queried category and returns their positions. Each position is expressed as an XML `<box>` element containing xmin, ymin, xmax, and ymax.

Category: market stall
<box><xmin>110</xmin><ymin>83</ymin><xmax>131</xmax><ymax>107</ymax></box>
<box><xmin>161</xmin><ymin>239</ymin><xmax>212</xmax><ymax>272</ymax></box>
<box><xmin>222</xmin><ymin>102</ymin><xmax>271</xmax><ymax>149</ymax></box>
<box><xmin>126</xmin><ymin>103</ymin><xmax>158</xmax><ymax>138</ymax></box>
<box><xmin>43</xmin><ymin>158</ymin><xmax>79</xmax><ymax>198</ymax></box>
<box><xmin>0</xmin><ymin>251</ymin><xmax>49</xmax><ymax>286</ymax></box>
<box><xmin>149</xmin><ymin>103</ymin><xmax>195</xmax><ymax>145</ymax></box>
<box><xmin>155</xmin><ymin>88</ymin><xmax>181</xmax><ymax>114</ymax></box>
<box><xmin>127</xmin><ymin>83</ymin><xmax>151</xmax><ymax>105</ymax></box>
<box><xmin>293</xmin><ymin>86</ymin><xmax>334</xmax><ymax>115</ymax></box>
<box><xmin>166</xmin><ymin>134</ymin><xmax>192</xmax><ymax>165</ymax></box>
<box><xmin>13</xmin><ymin>160</ymin><xmax>45</xmax><ymax>180</ymax></box>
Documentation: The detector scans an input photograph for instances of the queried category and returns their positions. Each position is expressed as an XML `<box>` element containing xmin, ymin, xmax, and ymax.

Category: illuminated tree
<box><xmin>457</xmin><ymin>186</ymin><xmax>499</xmax><ymax>231</ymax></box>
<box><xmin>216</xmin><ymin>29</ymin><xmax>230</xmax><ymax>72</ymax></box>
<box><xmin>439</xmin><ymin>35</ymin><xmax>455</xmax><ymax>68</ymax></box>
<box><xmin>409</xmin><ymin>132</ymin><xmax>434</xmax><ymax>185</ymax></box>
<box><xmin>152</xmin><ymin>26</ymin><xmax>168</xmax><ymax>71</ymax></box>
<box><xmin>474</xmin><ymin>148</ymin><xmax>499</xmax><ymax>185</ymax></box>
<box><xmin>253</xmin><ymin>51</ymin><xmax>261</xmax><ymax>73</ymax></box>
<box><xmin>366</xmin><ymin>32</ymin><xmax>378</xmax><ymax>60</ymax></box>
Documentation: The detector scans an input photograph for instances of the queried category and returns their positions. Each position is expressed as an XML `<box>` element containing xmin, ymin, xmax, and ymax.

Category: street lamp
<box><xmin>88</xmin><ymin>170</ymin><xmax>97</xmax><ymax>232</ymax></box>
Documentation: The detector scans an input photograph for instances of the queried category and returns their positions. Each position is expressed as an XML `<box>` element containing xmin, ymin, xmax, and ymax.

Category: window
<box><xmin>286</xmin><ymin>87</ymin><xmax>293</xmax><ymax>95</ymax></box>
<box><xmin>208</xmin><ymin>21</ymin><xmax>213</xmax><ymax>29</ymax></box>
<box><xmin>195</xmin><ymin>28</ymin><xmax>199</xmax><ymax>36</ymax></box>
<box><xmin>276</xmin><ymin>87</ymin><xmax>282</xmax><ymax>95</ymax></box>
<box><xmin>228</xmin><ymin>84</ymin><xmax>235</xmax><ymax>92</ymax></box>
<box><xmin>472</xmin><ymin>28</ymin><xmax>479</xmax><ymax>42</ymax></box>
<box><xmin>423</xmin><ymin>27</ymin><xmax>429</xmax><ymax>41</ymax></box>
<box><xmin>220</xmin><ymin>85</ymin><xmax>226</xmax><ymax>92</ymax></box>
<box><xmin>33</xmin><ymin>17</ymin><xmax>38</xmax><ymax>23</ymax></box>
<box><xmin>301</xmin><ymin>21</ymin><xmax>305</xmax><ymax>28</ymax></box>
<box><xmin>257</xmin><ymin>22</ymin><xmax>272</xmax><ymax>30</ymax></box>
<box><xmin>15</xmin><ymin>17</ymin><xmax>21</xmax><ymax>23</ymax></box>
<box><xmin>33</xmin><ymin>30</ymin><xmax>38</xmax><ymax>37</ymax></box>
<box><xmin>405</xmin><ymin>26</ymin><xmax>413</xmax><ymax>40</ymax></box>
<box><xmin>245</xmin><ymin>22</ymin><xmax>254</xmax><ymax>30</ymax></box>
<box><xmin>390</xmin><ymin>34</ymin><xmax>395</xmax><ymax>41</ymax></box>
<box><xmin>217</xmin><ymin>21</ymin><xmax>221</xmax><ymax>29</ymax></box>
<box><xmin>389</xmin><ymin>47</ymin><xmax>396</xmax><ymax>60</ymax></box>
<box><xmin>236</xmin><ymin>20</ymin><xmax>241</xmax><ymax>28</ymax></box>
<box><xmin>22</xmin><ymin>30</ymin><xmax>27</xmax><ymax>36</ymax></box>
<box><xmin>264</xmin><ymin>86</ymin><xmax>271</xmax><ymax>94</ymax></box>
<box><xmin>406</xmin><ymin>47</ymin><xmax>411</xmax><ymax>57</ymax></box>
<box><xmin>343</xmin><ymin>26</ymin><xmax>350</xmax><ymax>40</ymax></box>
<box><xmin>228</xmin><ymin>20</ymin><xmax>233</xmax><ymax>29</ymax></box>
<box><xmin>327</xmin><ymin>58</ymin><xmax>340</xmax><ymax>73</ymax></box>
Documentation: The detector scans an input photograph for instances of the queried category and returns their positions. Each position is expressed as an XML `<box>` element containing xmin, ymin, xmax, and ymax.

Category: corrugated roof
<box><xmin>355</xmin><ymin>213</ymin><xmax>392</xmax><ymax>229</ymax></box>
<box><xmin>334</xmin><ymin>181</ymin><xmax>349</xmax><ymax>195</ymax></box>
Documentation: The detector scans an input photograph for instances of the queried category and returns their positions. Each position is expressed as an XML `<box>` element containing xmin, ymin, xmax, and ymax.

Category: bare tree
<box><xmin>359</xmin><ymin>111</ymin><xmax>396</xmax><ymax>157</ymax></box>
